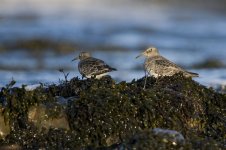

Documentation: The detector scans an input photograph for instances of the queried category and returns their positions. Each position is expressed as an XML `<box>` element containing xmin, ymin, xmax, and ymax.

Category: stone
<box><xmin>0</xmin><ymin>107</ymin><xmax>10</xmax><ymax>140</ymax></box>
<box><xmin>152</xmin><ymin>128</ymin><xmax>185</xmax><ymax>145</ymax></box>
<box><xmin>28</xmin><ymin>104</ymin><xmax>70</xmax><ymax>131</ymax></box>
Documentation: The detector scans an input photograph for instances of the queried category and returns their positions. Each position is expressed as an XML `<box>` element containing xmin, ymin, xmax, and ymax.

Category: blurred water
<box><xmin>0</xmin><ymin>0</ymin><xmax>226</xmax><ymax>87</ymax></box>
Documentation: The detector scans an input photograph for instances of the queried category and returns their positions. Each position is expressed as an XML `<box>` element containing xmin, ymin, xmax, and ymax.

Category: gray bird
<box><xmin>136</xmin><ymin>47</ymin><xmax>199</xmax><ymax>78</ymax></box>
<box><xmin>72</xmin><ymin>52</ymin><xmax>117</xmax><ymax>79</ymax></box>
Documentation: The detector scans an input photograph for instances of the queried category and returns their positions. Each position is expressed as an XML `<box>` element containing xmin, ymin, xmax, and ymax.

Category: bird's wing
<box><xmin>155</xmin><ymin>58</ymin><xmax>180</xmax><ymax>68</ymax></box>
<box><xmin>79</xmin><ymin>57</ymin><xmax>115</xmax><ymax>76</ymax></box>
<box><xmin>154</xmin><ymin>56</ymin><xmax>184</xmax><ymax>72</ymax></box>
<box><xmin>154</xmin><ymin>56</ymin><xmax>198</xmax><ymax>77</ymax></box>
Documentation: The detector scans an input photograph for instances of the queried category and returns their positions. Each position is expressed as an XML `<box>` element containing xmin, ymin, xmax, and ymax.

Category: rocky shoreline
<box><xmin>0</xmin><ymin>74</ymin><xmax>225</xmax><ymax>149</ymax></box>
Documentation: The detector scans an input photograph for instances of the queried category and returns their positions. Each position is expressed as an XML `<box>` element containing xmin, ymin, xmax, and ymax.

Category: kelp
<box><xmin>0</xmin><ymin>74</ymin><xmax>225</xmax><ymax>149</ymax></box>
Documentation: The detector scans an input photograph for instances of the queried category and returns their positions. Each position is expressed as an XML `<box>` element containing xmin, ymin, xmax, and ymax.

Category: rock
<box><xmin>55</xmin><ymin>96</ymin><xmax>78</xmax><ymax>106</ymax></box>
<box><xmin>0</xmin><ymin>107</ymin><xmax>10</xmax><ymax>140</ymax></box>
<box><xmin>47</xmin><ymin>75</ymin><xmax>116</xmax><ymax>97</ymax></box>
<box><xmin>120</xmin><ymin>129</ymin><xmax>186</xmax><ymax>149</ymax></box>
<box><xmin>0</xmin><ymin>144</ymin><xmax>22</xmax><ymax>150</ymax></box>
<box><xmin>192</xmin><ymin>58</ymin><xmax>225</xmax><ymax>69</ymax></box>
<box><xmin>28</xmin><ymin>104</ymin><xmax>70</xmax><ymax>131</ymax></box>
<box><xmin>152</xmin><ymin>128</ymin><xmax>185</xmax><ymax>145</ymax></box>
<box><xmin>25</xmin><ymin>84</ymin><xmax>42</xmax><ymax>91</ymax></box>
<box><xmin>66</xmin><ymin>74</ymin><xmax>226</xmax><ymax>148</ymax></box>
<box><xmin>0</xmin><ymin>74</ymin><xmax>225</xmax><ymax>149</ymax></box>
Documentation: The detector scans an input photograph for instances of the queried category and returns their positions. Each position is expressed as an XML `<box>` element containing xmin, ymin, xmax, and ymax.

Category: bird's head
<box><xmin>136</xmin><ymin>47</ymin><xmax>159</xmax><ymax>58</ymax></box>
<box><xmin>72</xmin><ymin>52</ymin><xmax>91</xmax><ymax>61</ymax></box>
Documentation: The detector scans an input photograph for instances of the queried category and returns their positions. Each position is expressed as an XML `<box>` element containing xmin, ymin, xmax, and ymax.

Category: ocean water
<box><xmin>0</xmin><ymin>0</ymin><xmax>226</xmax><ymax>88</ymax></box>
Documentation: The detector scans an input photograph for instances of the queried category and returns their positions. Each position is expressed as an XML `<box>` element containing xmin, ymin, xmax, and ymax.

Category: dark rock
<box><xmin>152</xmin><ymin>128</ymin><xmax>185</xmax><ymax>145</ymax></box>
<box><xmin>28</xmin><ymin>104</ymin><xmax>70</xmax><ymax>131</ymax></box>
<box><xmin>122</xmin><ymin>129</ymin><xmax>186</xmax><ymax>149</ymax></box>
<box><xmin>0</xmin><ymin>144</ymin><xmax>22</xmax><ymax>150</ymax></box>
<box><xmin>0</xmin><ymin>107</ymin><xmax>10</xmax><ymax>140</ymax></box>
<box><xmin>192</xmin><ymin>58</ymin><xmax>225</xmax><ymax>69</ymax></box>
<box><xmin>0</xmin><ymin>74</ymin><xmax>225</xmax><ymax>149</ymax></box>
<box><xmin>105</xmin><ymin>129</ymin><xmax>224</xmax><ymax>150</ymax></box>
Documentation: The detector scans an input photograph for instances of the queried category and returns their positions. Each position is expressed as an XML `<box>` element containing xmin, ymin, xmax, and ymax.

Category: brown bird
<box><xmin>72</xmin><ymin>52</ymin><xmax>117</xmax><ymax>79</ymax></box>
<box><xmin>136</xmin><ymin>47</ymin><xmax>199</xmax><ymax>78</ymax></box>
<box><xmin>136</xmin><ymin>47</ymin><xmax>198</xmax><ymax>89</ymax></box>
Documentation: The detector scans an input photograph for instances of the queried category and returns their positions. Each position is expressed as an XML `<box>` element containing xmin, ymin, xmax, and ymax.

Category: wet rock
<box><xmin>6</xmin><ymin>38</ymin><xmax>77</xmax><ymax>54</ymax></box>
<box><xmin>0</xmin><ymin>107</ymin><xmax>10</xmax><ymax>140</ymax></box>
<box><xmin>55</xmin><ymin>96</ymin><xmax>78</xmax><ymax>106</ymax></box>
<box><xmin>0</xmin><ymin>74</ymin><xmax>225</xmax><ymax>149</ymax></box>
<box><xmin>192</xmin><ymin>58</ymin><xmax>225</xmax><ymax>69</ymax></box>
<box><xmin>122</xmin><ymin>129</ymin><xmax>186</xmax><ymax>149</ymax></box>
<box><xmin>106</xmin><ymin>129</ymin><xmax>224</xmax><ymax>150</ymax></box>
<box><xmin>28</xmin><ymin>104</ymin><xmax>70</xmax><ymax>131</ymax></box>
<box><xmin>152</xmin><ymin>128</ymin><xmax>185</xmax><ymax>145</ymax></box>
<box><xmin>47</xmin><ymin>75</ymin><xmax>115</xmax><ymax>97</ymax></box>
<box><xmin>0</xmin><ymin>144</ymin><xmax>22</xmax><ymax>150</ymax></box>
<box><xmin>67</xmin><ymin>74</ymin><xmax>225</xmax><ymax>148</ymax></box>
<box><xmin>25</xmin><ymin>84</ymin><xmax>42</xmax><ymax>91</ymax></box>
<box><xmin>214</xmin><ymin>84</ymin><xmax>226</xmax><ymax>94</ymax></box>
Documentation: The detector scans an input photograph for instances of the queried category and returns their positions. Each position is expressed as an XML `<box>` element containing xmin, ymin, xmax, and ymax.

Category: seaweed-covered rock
<box><xmin>121</xmin><ymin>129</ymin><xmax>187</xmax><ymax>149</ymax></box>
<box><xmin>28</xmin><ymin>103</ymin><xmax>70</xmax><ymax>131</ymax></box>
<box><xmin>192</xmin><ymin>58</ymin><xmax>225</xmax><ymax>69</ymax></box>
<box><xmin>0</xmin><ymin>144</ymin><xmax>22</xmax><ymax>150</ymax></box>
<box><xmin>106</xmin><ymin>129</ymin><xmax>224</xmax><ymax>150</ymax></box>
<box><xmin>66</xmin><ymin>74</ymin><xmax>226</xmax><ymax>148</ymax></box>
<box><xmin>47</xmin><ymin>76</ymin><xmax>116</xmax><ymax>98</ymax></box>
<box><xmin>152</xmin><ymin>128</ymin><xmax>185</xmax><ymax>145</ymax></box>
<box><xmin>0</xmin><ymin>107</ymin><xmax>10</xmax><ymax>140</ymax></box>
<box><xmin>0</xmin><ymin>74</ymin><xmax>225</xmax><ymax>149</ymax></box>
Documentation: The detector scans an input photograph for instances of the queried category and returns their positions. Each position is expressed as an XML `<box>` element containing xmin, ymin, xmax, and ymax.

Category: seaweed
<box><xmin>0</xmin><ymin>74</ymin><xmax>225</xmax><ymax>149</ymax></box>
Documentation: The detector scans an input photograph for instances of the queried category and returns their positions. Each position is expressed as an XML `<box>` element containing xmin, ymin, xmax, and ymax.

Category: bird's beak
<box><xmin>136</xmin><ymin>53</ymin><xmax>143</xmax><ymax>59</ymax></box>
<box><xmin>72</xmin><ymin>57</ymin><xmax>78</xmax><ymax>61</ymax></box>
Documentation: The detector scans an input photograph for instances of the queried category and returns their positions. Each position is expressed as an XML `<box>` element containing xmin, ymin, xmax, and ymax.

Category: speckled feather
<box><xmin>78</xmin><ymin>57</ymin><xmax>116</xmax><ymax>78</ymax></box>
<box><xmin>145</xmin><ymin>56</ymin><xmax>198</xmax><ymax>78</ymax></box>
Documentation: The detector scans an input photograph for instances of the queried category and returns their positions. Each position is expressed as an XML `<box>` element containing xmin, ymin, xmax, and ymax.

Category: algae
<box><xmin>0</xmin><ymin>106</ymin><xmax>10</xmax><ymax>140</ymax></box>
<box><xmin>0</xmin><ymin>74</ymin><xmax>225</xmax><ymax>149</ymax></box>
<box><xmin>192</xmin><ymin>58</ymin><xmax>225</xmax><ymax>69</ymax></box>
<box><xmin>102</xmin><ymin>129</ymin><xmax>224</xmax><ymax>150</ymax></box>
<box><xmin>7</xmin><ymin>38</ymin><xmax>77</xmax><ymax>54</ymax></box>
<box><xmin>28</xmin><ymin>103</ymin><xmax>70</xmax><ymax>131</ymax></box>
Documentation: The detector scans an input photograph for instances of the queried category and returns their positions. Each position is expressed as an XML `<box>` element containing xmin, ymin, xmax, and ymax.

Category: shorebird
<box><xmin>72</xmin><ymin>52</ymin><xmax>117</xmax><ymax>79</ymax></box>
<box><xmin>136</xmin><ymin>47</ymin><xmax>199</xmax><ymax>88</ymax></box>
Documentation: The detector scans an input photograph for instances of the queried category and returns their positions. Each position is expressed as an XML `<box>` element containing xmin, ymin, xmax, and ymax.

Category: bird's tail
<box><xmin>109</xmin><ymin>67</ymin><xmax>117</xmax><ymax>71</ymax></box>
<box><xmin>187</xmin><ymin>71</ymin><xmax>199</xmax><ymax>77</ymax></box>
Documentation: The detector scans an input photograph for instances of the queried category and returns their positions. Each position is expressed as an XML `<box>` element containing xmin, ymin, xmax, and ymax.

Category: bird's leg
<box><xmin>143</xmin><ymin>70</ymin><xmax>148</xmax><ymax>90</ymax></box>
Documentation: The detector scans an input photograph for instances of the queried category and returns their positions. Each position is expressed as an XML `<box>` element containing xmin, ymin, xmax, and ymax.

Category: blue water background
<box><xmin>0</xmin><ymin>0</ymin><xmax>226</xmax><ymax>87</ymax></box>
